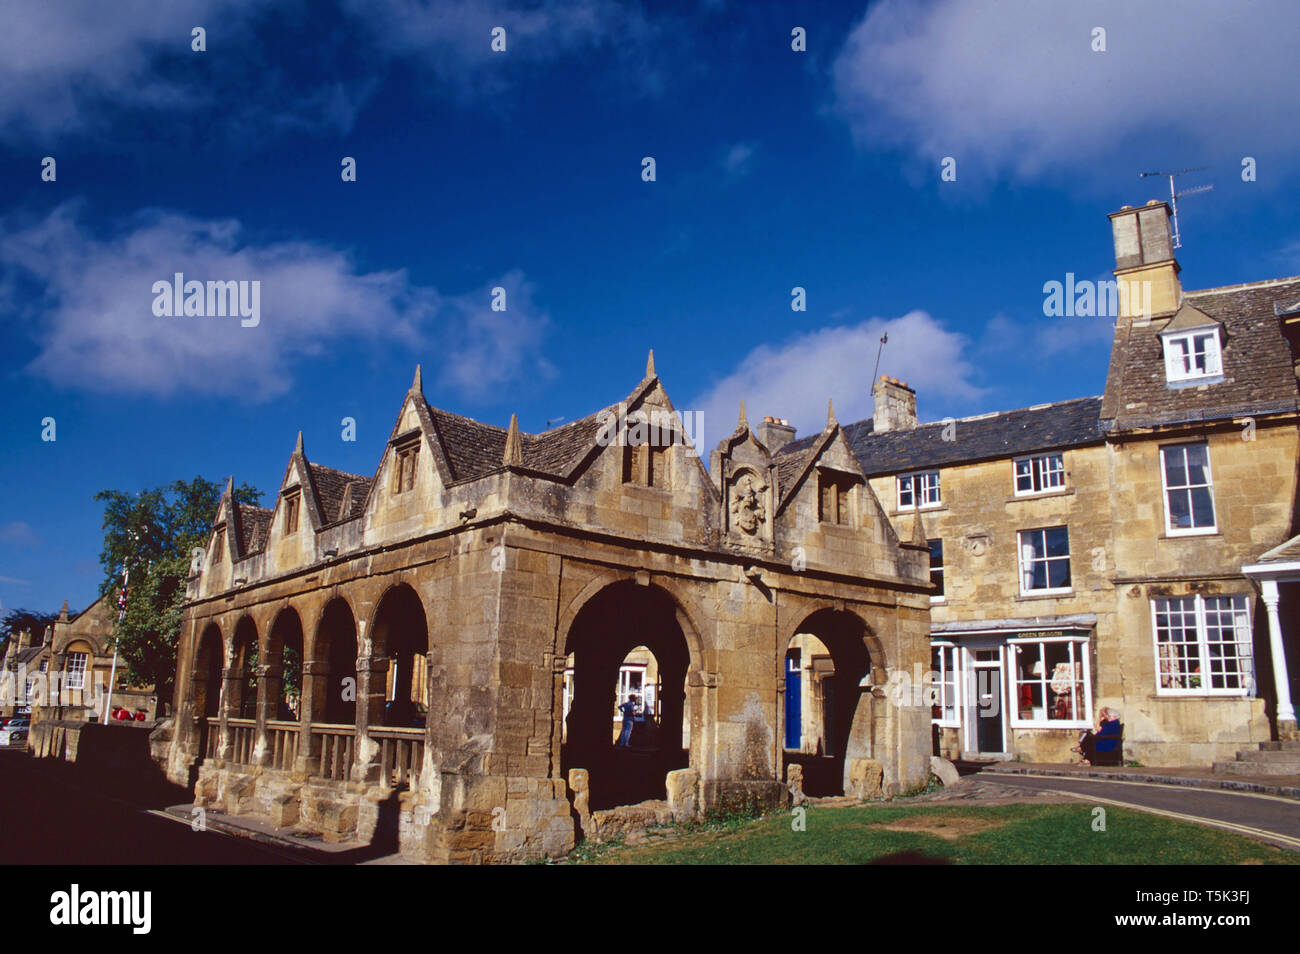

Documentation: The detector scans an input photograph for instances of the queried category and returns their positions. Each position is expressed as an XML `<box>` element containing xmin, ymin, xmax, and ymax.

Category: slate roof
<box><xmin>1100</xmin><ymin>275</ymin><xmax>1300</xmax><ymax>429</ymax></box>
<box><xmin>308</xmin><ymin>463</ymin><xmax>371</xmax><ymax>523</ymax></box>
<box><xmin>780</xmin><ymin>397</ymin><xmax>1105</xmax><ymax>477</ymax></box>
<box><xmin>1256</xmin><ymin>534</ymin><xmax>1300</xmax><ymax>565</ymax></box>
<box><xmin>14</xmin><ymin>645</ymin><xmax>47</xmax><ymax>665</ymax></box>
<box><xmin>235</xmin><ymin>502</ymin><xmax>272</xmax><ymax>555</ymax></box>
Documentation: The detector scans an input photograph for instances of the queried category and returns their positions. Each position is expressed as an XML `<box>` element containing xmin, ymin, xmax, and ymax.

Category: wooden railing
<box><xmin>314</xmin><ymin>724</ymin><xmax>355</xmax><ymax>781</ymax></box>
<box><xmin>371</xmin><ymin>726</ymin><xmax>425</xmax><ymax>791</ymax></box>
<box><xmin>228</xmin><ymin>718</ymin><xmax>257</xmax><ymax>766</ymax></box>
<box><xmin>266</xmin><ymin>720</ymin><xmax>300</xmax><ymax>771</ymax></box>
<box><xmin>203</xmin><ymin>718</ymin><xmax>219</xmax><ymax>759</ymax></box>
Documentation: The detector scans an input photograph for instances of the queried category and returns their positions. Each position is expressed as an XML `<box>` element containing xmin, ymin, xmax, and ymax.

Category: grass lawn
<box><xmin>572</xmin><ymin>803</ymin><xmax>1299</xmax><ymax>865</ymax></box>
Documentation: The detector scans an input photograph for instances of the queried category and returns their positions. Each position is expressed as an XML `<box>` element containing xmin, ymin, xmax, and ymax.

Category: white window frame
<box><xmin>1017</xmin><ymin>526</ymin><xmax>1072</xmax><ymax>596</ymax></box>
<box><xmin>898</xmin><ymin>470</ymin><xmax>941</xmax><ymax>510</ymax></box>
<box><xmin>1151</xmin><ymin>594</ymin><xmax>1254</xmax><ymax>697</ymax></box>
<box><xmin>1160</xmin><ymin>442</ymin><xmax>1217</xmax><ymax>536</ymax></box>
<box><xmin>1013</xmin><ymin>453</ymin><xmax>1065</xmax><ymax>496</ymax></box>
<box><xmin>928</xmin><ymin>538</ymin><xmax>945</xmax><ymax>603</ymax></box>
<box><xmin>64</xmin><ymin>651</ymin><xmax>89</xmax><ymax>691</ymax></box>
<box><xmin>1007</xmin><ymin>635</ymin><xmax>1092</xmax><ymax>728</ymax></box>
<box><xmin>930</xmin><ymin>642</ymin><xmax>960</xmax><ymax>727</ymax></box>
<box><xmin>1162</xmin><ymin>328</ymin><xmax>1222</xmax><ymax>383</ymax></box>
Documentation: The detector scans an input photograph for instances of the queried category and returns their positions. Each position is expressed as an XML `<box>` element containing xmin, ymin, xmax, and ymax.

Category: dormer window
<box><xmin>1162</xmin><ymin>328</ymin><xmax>1222</xmax><ymax>383</ymax></box>
<box><xmin>283</xmin><ymin>491</ymin><xmax>301</xmax><ymax>534</ymax></box>
<box><xmin>621</xmin><ymin>412</ymin><xmax>674</xmax><ymax>489</ymax></box>
<box><xmin>819</xmin><ymin>471</ymin><xmax>856</xmax><ymax>525</ymax></box>
<box><xmin>212</xmin><ymin>527</ymin><xmax>226</xmax><ymax>564</ymax></box>
<box><xmin>391</xmin><ymin>439</ymin><xmax>419</xmax><ymax>495</ymax></box>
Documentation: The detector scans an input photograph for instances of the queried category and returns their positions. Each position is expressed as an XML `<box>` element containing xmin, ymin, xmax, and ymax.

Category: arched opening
<box><xmin>562</xmin><ymin>581</ymin><xmax>691</xmax><ymax>811</ymax></box>
<box><xmin>267</xmin><ymin>608</ymin><xmax>304</xmax><ymax>721</ymax></box>
<box><xmin>313</xmin><ymin>598</ymin><xmax>358</xmax><ymax>725</ymax></box>
<box><xmin>230</xmin><ymin>617</ymin><xmax>259</xmax><ymax>720</ymax></box>
<box><xmin>783</xmin><ymin>609</ymin><xmax>873</xmax><ymax>797</ymax></box>
<box><xmin>192</xmin><ymin>624</ymin><xmax>224</xmax><ymax>760</ymax></box>
<box><xmin>370</xmin><ymin>584</ymin><xmax>428</xmax><ymax>728</ymax></box>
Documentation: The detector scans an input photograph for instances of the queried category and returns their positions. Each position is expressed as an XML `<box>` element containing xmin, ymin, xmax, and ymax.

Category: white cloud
<box><xmin>832</xmin><ymin>0</ymin><xmax>1300</xmax><ymax>180</ymax></box>
<box><xmin>689</xmin><ymin>310</ymin><xmax>984</xmax><ymax>451</ymax></box>
<box><xmin>0</xmin><ymin>204</ymin><xmax>552</xmax><ymax>401</ymax></box>
<box><xmin>0</xmin><ymin>0</ymin><xmax>656</xmax><ymax>139</ymax></box>
<box><xmin>0</xmin><ymin>523</ymin><xmax>42</xmax><ymax>548</ymax></box>
<box><xmin>0</xmin><ymin>0</ymin><xmax>268</xmax><ymax>137</ymax></box>
<box><xmin>722</xmin><ymin>142</ymin><xmax>757</xmax><ymax>177</ymax></box>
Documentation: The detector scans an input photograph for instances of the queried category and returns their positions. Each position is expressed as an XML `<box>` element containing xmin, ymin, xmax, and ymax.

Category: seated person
<box><xmin>1071</xmin><ymin>707</ymin><xmax>1122</xmax><ymax>766</ymax></box>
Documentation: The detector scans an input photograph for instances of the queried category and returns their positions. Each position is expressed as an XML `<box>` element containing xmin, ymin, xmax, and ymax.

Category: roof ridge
<box><xmin>308</xmin><ymin>461</ymin><xmax>370</xmax><ymax>482</ymax></box>
<box><xmin>1186</xmin><ymin>274</ymin><xmax>1300</xmax><ymax>296</ymax></box>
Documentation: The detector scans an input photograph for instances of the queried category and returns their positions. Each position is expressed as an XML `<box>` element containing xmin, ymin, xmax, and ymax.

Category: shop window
<box><xmin>931</xmin><ymin>643</ymin><xmax>959</xmax><ymax>725</ymax></box>
<box><xmin>1152</xmin><ymin>595</ymin><xmax>1253</xmax><ymax>695</ymax></box>
<box><xmin>1009</xmin><ymin>636</ymin><xmax>1090</xmax><ymax>726</ymax></box>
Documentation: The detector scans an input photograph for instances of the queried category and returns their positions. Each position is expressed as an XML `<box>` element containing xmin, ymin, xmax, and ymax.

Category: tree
<box><xmin>96</xmin><ymin>477</ymin><xmax>261</xmax><ymax>706</ymax></box>
<box><xmin>0</xmin><ymin>608</ymin><xmax>61</xmax><ymax>659</ymax></box>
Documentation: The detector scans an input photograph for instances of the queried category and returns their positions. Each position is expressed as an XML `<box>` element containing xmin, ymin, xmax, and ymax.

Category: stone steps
<box><xmin>1213</xmin><ymin>740</ymin><xmax>1300</xmax><ymax>777</ymax></box>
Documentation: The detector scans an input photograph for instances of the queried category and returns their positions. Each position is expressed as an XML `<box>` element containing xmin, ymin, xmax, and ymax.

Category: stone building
<box><xmin>161</xmin><ymin>357</ymin><xmax>932</xmax><ymax>863</ymax></box>
<box><xmin>0</xmin><ymin>595</ymin><xmax>157</xmax><ymax>723</ymax></box>
<box><xmin>778</xmin><ymin>201</ymin><xmax>1299</xmax><ymax>769</ymax></box>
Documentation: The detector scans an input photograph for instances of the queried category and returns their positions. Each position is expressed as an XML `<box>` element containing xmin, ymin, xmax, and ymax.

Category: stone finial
<box><xmin>911</xmin><ymin>508</ymin><xmax>926</xmax><ymax>547</ymax></box>
<box><xmin>224</xmin><ymin>476</ymin><xmax>234</xmax><ymax>498</ymax></box>
<box><xmin>503</xmin><ymin>414</ymin><xmax>524</xmax><ymax>467</ymax></box>
<box><xmin>294</xmin><ymin>430</ymin><xmax>304</xmax><ymax>456</ymax></box>
<box><xmin>827</xmin><ymin>398</ymin><xmax>837</xmax><ymax>429</ymax></box>
<box><xmin>411</xmin><ymin>363</ymin><xmax>423</xmax><ymax>393</ymax></box>
<box><xmin>645</xmin><ymin>349</ymin><xmax>656</xmax><ymax>379</ymax></box>
<box><xmin>59</xmin><ymin>600</ymin><xmax>69</xmax><ymax>622</ymax></box>
<box><xmin>737</xmin><ymin>399</ymin><xmax>748</xmax><ymax>428</ymax></box>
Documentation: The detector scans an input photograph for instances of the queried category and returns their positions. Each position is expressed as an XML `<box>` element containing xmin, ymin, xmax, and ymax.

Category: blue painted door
<box><xmin>785</xmin><ymin>656</ymin><xmax>802</xmax><ymax>749</ymax></box>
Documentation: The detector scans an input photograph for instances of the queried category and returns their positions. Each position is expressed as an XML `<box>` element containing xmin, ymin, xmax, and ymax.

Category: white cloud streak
<box><xmin>1</xmin><ymin>204</ymin><xmax>552</xmax><ymax>402</ymax></box>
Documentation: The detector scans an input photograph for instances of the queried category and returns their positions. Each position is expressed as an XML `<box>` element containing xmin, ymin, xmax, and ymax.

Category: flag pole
<box><xmin>103</xmin><ymin>565</ymin><xmax>127</xmax><ymax>724</ymax></box>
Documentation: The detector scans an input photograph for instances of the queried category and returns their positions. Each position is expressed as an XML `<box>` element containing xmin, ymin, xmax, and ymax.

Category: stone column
<box><xmin>1261</xmin><ymin>579</ymin><xmax>1297</xmax><ymax>737</ymax></box>
<box><xmin>218</xmin><ymin>666</ymin><xmax>239</xmax><ymax>762</ymax></box>
<box><xmin>252</xmin><ymin>662</ymin><xmax>282</xmax><ymax>766</ymax></box>
<box><xmin>296</xmin><ymin>659</ymin><xmax>327</xmax><ymax>776</ymax></box>
<box><xmin>352</xmin><ymin>654</ymin><xmax>389</xmax><ymax>783</ymax></box>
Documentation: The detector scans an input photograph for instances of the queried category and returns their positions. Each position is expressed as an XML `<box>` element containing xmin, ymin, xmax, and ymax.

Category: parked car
<box><xmin>0</xmin><ymin>716</ymin><xmax>30</xmax><ymax>746</ymax></box>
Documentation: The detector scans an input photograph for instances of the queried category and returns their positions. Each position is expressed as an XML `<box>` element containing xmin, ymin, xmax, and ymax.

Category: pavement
<box><xmin>934</xmin><ymin>768</ymin><xmax>1300</xmax><ymax>851</ymax></box>
<box><xmin>983</xmin><ymin>760</ymin><xmax>1300</xmax><ymax>800</ymax></box>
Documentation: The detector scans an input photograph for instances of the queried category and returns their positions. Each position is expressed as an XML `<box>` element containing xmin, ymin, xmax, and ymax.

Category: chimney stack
<box><xmin>757</xmin><ymin>416</ymin><xmax>796</xmax><ymax>454</ymax></box>
<box><xmin>873</xmin><ymin>376</ymin><xmax>917</xmax><ymax>432</ymax></box>
<box><xmin>1109</xmin><ymin>200</ymin><xmax>1181</xmax><ymax>320</ymax></box>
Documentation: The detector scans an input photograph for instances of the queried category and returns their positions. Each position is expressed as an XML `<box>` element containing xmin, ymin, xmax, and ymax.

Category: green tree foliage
<box><xmin>96</xmin><ymin>477</ymin><xmax>261</xmax><ymax>705</ymax></box>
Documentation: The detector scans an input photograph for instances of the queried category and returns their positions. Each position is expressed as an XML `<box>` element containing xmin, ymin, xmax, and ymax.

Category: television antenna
<box><xmin>1139</xmin><ymin>167</ymin><xmax>1213</xmax><ymax>249</ymax></box>
<box><xmin>870</xmin><ymin>332</ymin><xmax>888</xmax><ymax>391</ymax></box>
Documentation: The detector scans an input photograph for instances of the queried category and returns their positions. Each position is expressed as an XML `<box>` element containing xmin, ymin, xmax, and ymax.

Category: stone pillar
<box><xmin>296</xmin><ymin>659</ymin><xmax>327</xmax><ymax>775</ymax></box>
<box><xmin>1261</xmin><ymin>579</ymin><xmax>1297</xmax><ymax>737</ymax></box>
<box><xmin>218</xmin><ymin>666</ymin><xmax>239</xmax><ymax>762</ymax></box>
<box><xmin>352</xmin><ymin>654</ymin><xmax>389</xmax><ymax>783</ymax></box>
<box><xmin>252</xmin><ymin>662</ymin><xmax>282</xmax><ymax>766</ymax></box>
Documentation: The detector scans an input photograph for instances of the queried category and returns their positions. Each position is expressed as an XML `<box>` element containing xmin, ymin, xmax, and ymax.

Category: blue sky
<box><xmin>2</xmin><ymin>0</ymin><xmax>1299</xmax><ymax>614</ymax></box>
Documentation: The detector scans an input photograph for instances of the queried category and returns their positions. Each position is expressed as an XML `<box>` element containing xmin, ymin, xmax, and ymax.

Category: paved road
<box><xmin>990</xmin><ymin>772</ymin><xmax>1300</xmax><ymax>850</ymax></box>
<box><xmin>0</xmin><ymin>748</ymin><xmax>315</xmax><ymax>864</ymax></box>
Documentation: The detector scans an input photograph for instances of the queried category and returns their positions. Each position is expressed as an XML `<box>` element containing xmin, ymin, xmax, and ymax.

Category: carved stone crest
<box><xmin>730</xmin><ymin>472</ymin><xmax>768</xmax><ymax>535</ymax></box>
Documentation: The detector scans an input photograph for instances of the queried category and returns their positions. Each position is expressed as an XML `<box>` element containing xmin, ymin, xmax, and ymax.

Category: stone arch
<box><xmin>560</xmin><ymin>579</ymin><xmax>697</xmax><ymax>811</ymax></box>
<box><xmin>782</xmin><ymin>606</ymin><xmax>880</xmax><ymax>796</ymax></box>
<box><xmin>368</xmin><ymin>581</ymin><xmax>429</xmax><ymax>728</ymax></box>
<box><xmin>191</xmin><ymin>622</ymin><xmax>224</xmax><ymax>760</ymax></box>
<box><xmin>229</xmin><ymin>614</ymin><xmax>260</xmax><ymax>720</ymax></box>
<box><xmin>266</xmin><ymin>606</ymin><xmax>305</xmax><ymax>722</ymax></box>
<box><xmin>312</xmin><ymin>596</ymin><xmax>359</xmax><ymax>725</ymax></box>
<box><xmin>556</xmin><ymin>571</ymin><xmax>708</xmax><ymax>672</ymax></box>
